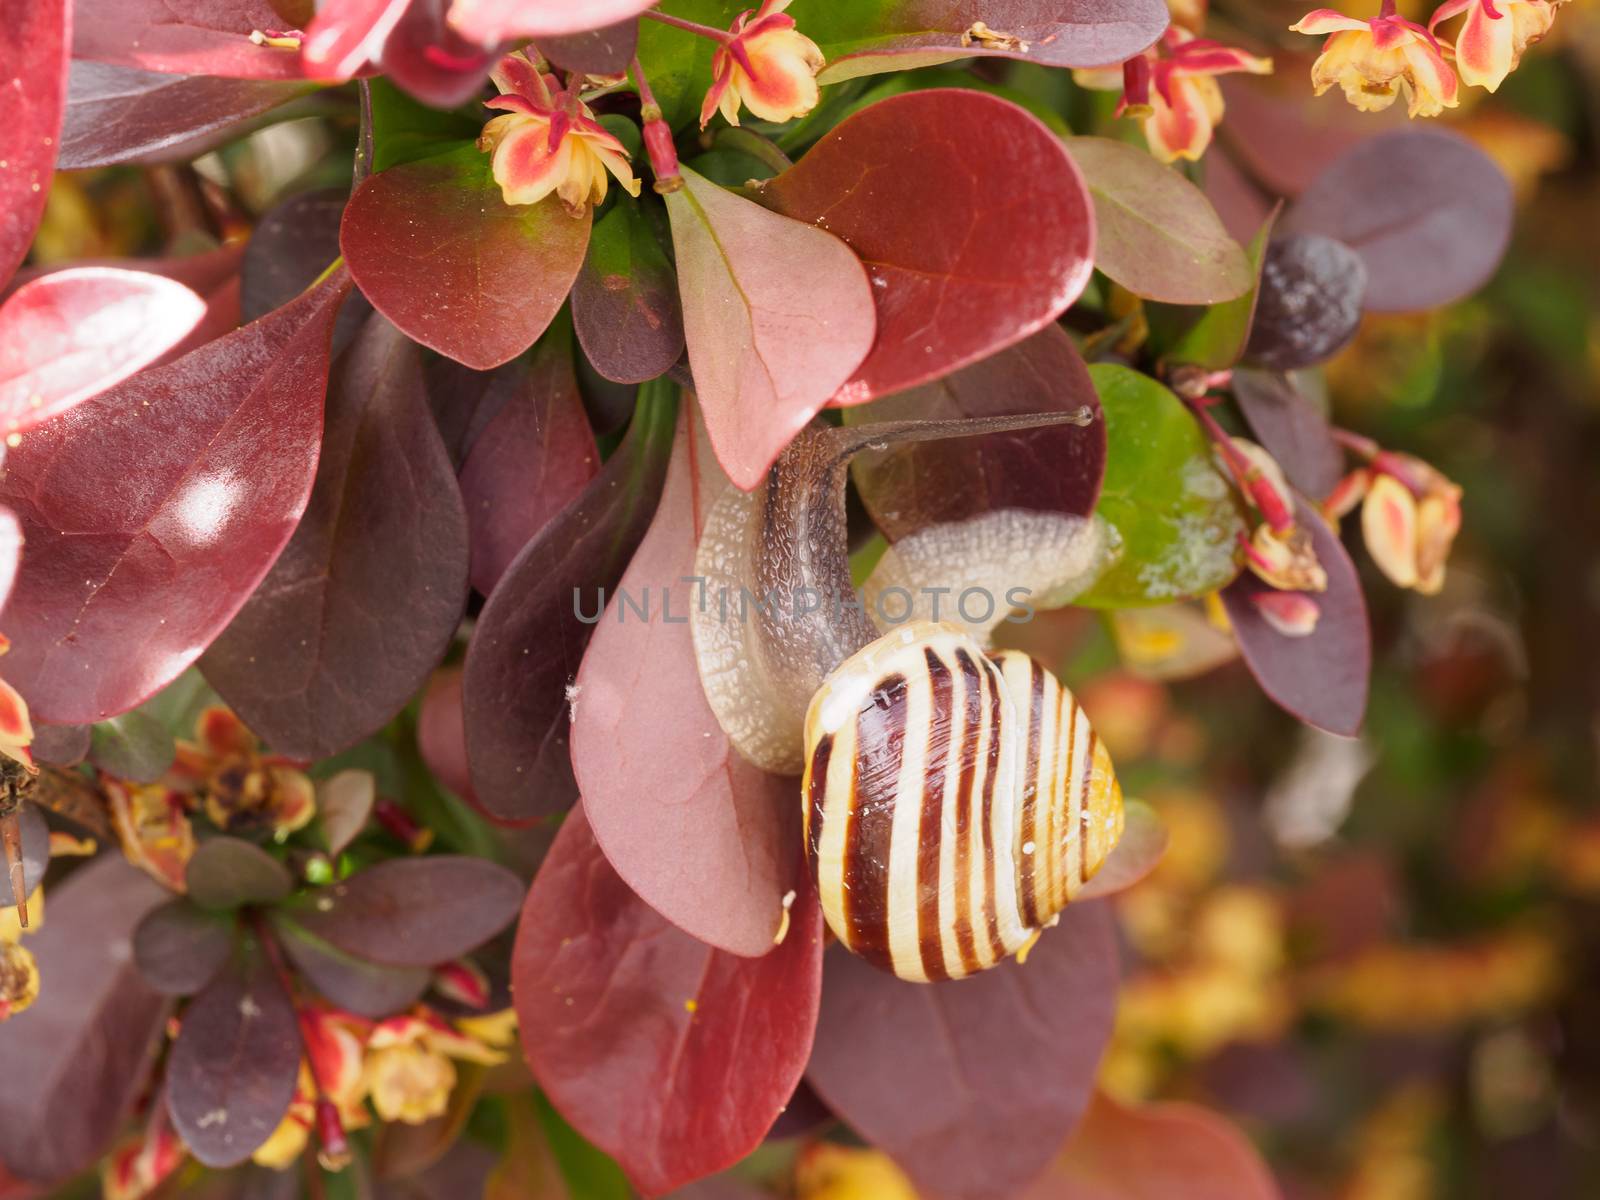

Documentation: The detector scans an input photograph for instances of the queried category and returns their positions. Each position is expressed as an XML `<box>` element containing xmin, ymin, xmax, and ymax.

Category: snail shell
<box><xmin>803</xmin><ymin>621</ymin><xmax>1121</xmax><ymax>982</ymax></box>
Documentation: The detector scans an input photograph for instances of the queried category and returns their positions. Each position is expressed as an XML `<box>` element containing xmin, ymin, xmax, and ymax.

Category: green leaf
<box><xmin>87</xmin><ymin>710</ymin><xmax>176</xmax><ymax>783</ymax></box>
<box><xmin>532</xmin><ymin>1091</ymin><xmax>632</xmax><ymax>1200</ymax></box>
<box><xmin>634</xmin><ymin>0</ymin><xmax>743</xmax><ymax>129</ymax></box>
<box><xmin>1075</xmin><ymin>364</ymin><xmax>1246</xmax><ymax>608</ymax></box>
<box><xmin>1065</xmin><ymin>137</ymin><xmax>1252</xmax><ymax>305</ymax></box>
<box><xmin>1159</xmin><ymin>204</ymin><xmax>1281</xmax><ymax>370</ymax></box>
<box><xmin>367</xmin><ymin>77</ymin><xmax>481</xmax><ymax>175</ymax></box>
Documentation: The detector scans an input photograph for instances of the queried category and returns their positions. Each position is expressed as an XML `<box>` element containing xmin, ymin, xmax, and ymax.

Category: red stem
<box><xmin>630</xmin><ymin>56</ymin><xmax>683</xmax><ymax>191</ymax></box>
<box><xmin>1187</xmin><ymin>400</ymin><xmax>1295</xmax><ymax>532</ymax></box>
<box><xmin>641</xmin><ymin>10</ymin><xmax>735</xmax><ymax>43</ymax></box>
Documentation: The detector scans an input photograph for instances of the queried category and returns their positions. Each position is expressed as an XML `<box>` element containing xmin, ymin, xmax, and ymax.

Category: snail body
<box><xmin>689</xmin><ymin>411</ymin><xmax>1124</xmax><ymax>981</ymax></box>
<box><xmin>803</xmin><ymin>622</ymin><xmax>1121</xmax><ymax>982</ymax></box>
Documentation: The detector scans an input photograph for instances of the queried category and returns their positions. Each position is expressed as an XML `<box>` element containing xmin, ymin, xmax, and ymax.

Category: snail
<box><xmin>689</xmin><ymin>411</ymin><xmax>1125</xmax><ymax>981</ymax></box>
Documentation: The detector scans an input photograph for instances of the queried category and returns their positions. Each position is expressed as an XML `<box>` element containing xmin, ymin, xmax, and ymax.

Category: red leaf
<box><xmin>302</xmin><ymin>0</ymin><xmax>414</xmax><ymax>79</ymax></box>
<box><xmin>571</xmin><ymin>199</ymin><xmax>685</xmax><ymax>386</ymax></box>
<box><xmin>57</xmin><ymin>61</ymin><xmax>307</xmax><ymax>170</ymax></box>
<box><xmin>72</xmin><ymin>0</ymin><xmax>315</xmax><ymax>80</ymax></box>
<box><xmin>167</xmin><ymin>941</ymin><xmax>302</xmax><ymax>1168</ymax></box>
<box><xmin>375</xmin><ymin>0</ymin><xmax>502</xmax><ymax>108</ymax></box>
<box><xmin>200</xmin><ymin>315</ymin><xmax>469</xmax><ymax>759</ymax></box>
<box><xmin>1220</xmin><ymin>496</ymin><xmax>1370</xmax><ymax>736</ymax></box>
<box><xmin>449</xmin><ymin>0</ymin><xmax>658</xmax><ymax>42</ymax></box>
<box><xmin>0</xmin><ymin>268</ymin><xmax>207</xmax><ymax>435</ymax></box>
<box><xmin>755</xmin><ymin>91</ymin><xmax>1093</xmax><ymax>409</ymax></box>
<box><xmin>1230</xmin><ymin>369</ymin><xmax>1343</xmax><ymax>500</ymax></box>
<box><xmin>537</xmin><ymin>18</ymin><xmax>641</xmax><ymax>75</ymax></box>
<box><xmin>806</xmin><ymin>902</ymin><xmax>1118</xmax><ymax>1200</ymax></box>
<box><xmin>0</xmin><ymin>268</ymin><xmax>352</xmax><ymax>724</ymax></box>
<box><xmin>0</xmin><ymin>856</ymin><xmax>171</xmax><ymax>1183</ymax></box>
<box><xmin>459</xmin><ymin>330</ymin><xmax>598</xmax><ymax>596</ymax></box>
<box><xmin>664</xmin><ymin>164</ymin><xmax>875</xmax><ymax>489</ymax></box>
<box><xmin>342</xmin><ymin>145</ymin><xmax>591</xmax><ymax>370</ymax></box>
<box><xmin>461</xmin><ymin>387</ymin><xmax>675</xmax><ymax>823</ymax></box>
<box><xmin>845</xmin><ymin>325</ymin><xmax>1105</xmax><ymax>542</ymax></box>
<box><xmin>513</xmin><ymin>807</ymin><xmax>824</xmax><ymax>1197</ymax></box>
<box><xmin>0</xmin><ymin>0</ymin><xmax>69</xmax><ymax>285</ymax></box>
<box><xmin>1282</xmin><ymin>129</ymin><xmax>1512</xmax><ymax>313</ymax></box>
<box><xmin>1021</xmin><ymin>1091</ymin><xmax>1281</xmax><ymax>1200</ymax></box>
<box><xmin>570</xmin><ymin>411</ymin><xmax>802</xmax><ymax>955</ymax></box>
<box><xmin>804</xmin><ymin>0</ymin><xmax>1169</xmax><ymax>82</ymax></box>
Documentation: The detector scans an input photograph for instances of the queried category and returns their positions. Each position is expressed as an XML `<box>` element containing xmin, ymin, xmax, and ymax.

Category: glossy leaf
<box><xmin>514</xmin><ymin>807</ymin><xmax>824</xmax><ymax>1197</ymax></box>
<box><xmin>844</xmin><ymin>324</ymin><xmax>1105</xmax><ymax>541</ymax></box>
<box><xmin>72</xmin><ymin>0</ymin><xmax>313</xmax><ymax>80</ymax></box>
<box><xmin>342</xmin><ymin>144</ymin><xmax>592</xmax><ymax>371</ymax></box>
<box><xmin>201</xmin><ymin>314</ymin><xmax>469</xmax><ymax>760</ymax></box>
<box><xmin>1021</xmin><ymin>1091</ymin><xmax>1280</xmax><ymax>1200</ymax></box>
<box><xmin>571</xmin><ymin>199</ymin><xmax>685</xmax><ymax>386</ymax></box>
<box><xmin>450</xmin><ymin>0</ymin><xmax>657</xmax><ymax>41</ymax></box>
<box><xmin>459</xmin><ymin>327</ymin><xmax>599</xmax><ymax>596</ymax></box>
<box><xmin>1163</xmin><ymin>205</ymin><xmax>1279</xmax><ymax>372</ymax></box>
<box><xmin>1282</xmin><ymin>129</ymin><xmax>1512</xmax><ymax>313</ymax></box>
<box><xmin>271</xmin><ymin>915</ymin><xmax>432</xmax><ymax>1017</ymax></box>
<box><xmin>133</xmin><ymin>900</ymin><xmax>235</xmax><ymax>995</ymax></box>
<box><xmin>0</xmin><ymin>0</ymin><xmax>68</xmax><ymax>285</ymax></box>
<box><xmin>0</xmin><ymin>269</ymin><xmax>351</xmax><ymax>724</ymax></box>
<box><xmin>462</xmin><ymin>384</ymin><xmax>676</xmax><ymax>823</ymax></box>
<box><xmin>1221</xmin><ymin>496</ymin><xmax>1369</xmax><ymax>737</ymax></box>
<box><xmin>1229</xmin><ymin>369</ymin><xmax>1343</xmax><ymax>500</ymax></box>
<box><xmin>86</xmin><ymin>709</ymin><xmax>176</xmax><ymax>783</ymax></box>
<box><xmin>0</xmin><ymin>268</ymin><xmax>208</xmax><ymax>435</ymax></box>
<box><xmin>570</xmin><ymin>411</ymin><xmax>802</xmax><ymax>955</ymax></box>
<box><xmin>288</xmin><ymin>856</ymin><xmax>524</xmax><ymax>967</ymax></box>
<box><xmin>0</xmin><ymin>857</ymin><xmax>170</xmax><ymax>1183</ymax></box>
<box><xmin>807</xmin><ymin>901</ymin><xmax>1119</xmax><ymax>1200</ymax></box>
<box><xmin>241</xmin><ymin>188</ymin><xmax>368</xmax><ymax>341</ymax></box>
<box><xmin>371</xmin><ymin>0</ymin><xmax>502</xmax><ymax>108</ymax></box>
<box><xmin>1067</xmin><ymin>136</ymin><xmax>1251</xmax><ymax>305</ymax></box>
<box><xmin>807</xmin><ymin>0</ymin><xmax>1169</xmax><ymax>82</ymax></box>
<box><xmin>1075</xmin><ymin>364</ymin><xmax>1246</xmax><ymax>608</ymax></box>
<box><xmin>537</xmin><ymin>18</ymin><xmax>641</xmax><ymax>75</ymax></box>
<box><xmin>0</xmin><ymin>508</ymin><xmax>20</xmax><ymax>616</ymax></box>
<box><xmin>167</xmin><ymin>943</ymin><xmax>302</xmax><ymax>1168</ymax></box>
<box><xmin>187</xmin><ymin>837</ymin><xmax>295</xmax><ymax>909</ymax></box>
<box><xmin>665</xmin><ymin>164</ymin><xmax>873</xmax><ymax>488</ymax></box>
<box><xmin>756</xmin><ymin>91</ymin><xmax>1093</xmax><ymax>408</ymax></box>
<box><xmin>316</xmin><ymin>768</ymin><xmax>376</xmax><ymax>856</ymax></box>
<box><xmin>57</xmin><ymin>61</ymin><xmax>308</xmax><ymax>169</ymax></box>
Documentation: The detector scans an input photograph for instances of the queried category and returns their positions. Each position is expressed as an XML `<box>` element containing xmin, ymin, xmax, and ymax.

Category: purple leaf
<box><xmin>271</xmin><ymin>915</ymin><xmax>431</xmax><ymax>1017</ymax></box>
<box><xmin>0</xmin><ymin>268</ymin><xmax>351</xmax><ymax>724</ymax></box>
<box><xmin>286</xmin><ymin>856</ymin><xmax>524</xmax><ymax>968</ymax></box>
<box><xmin>1220</xmin><ymin>496</ymin><xmax>1370</xmax><ymax>737</ymax></box>
<box><xmin>513</xmin><ymin>807</ymin><xmax>824</xmax><ymax>1197</ymax></box>
<box><xmin>755</xmin><ymin>90</ymin><xmax>1093</xmax><ymax>409</ymax></box>
<box><xmin>27</xmin><ymin>721</ymin><xmax>90</xmax><ymax>766</ymax></box>
<box><xmin>845</xmin><ymin>325</ymin><xmax>1106</xmax><ymax>542</ymax></box>
<box><xmin>1066</xmin><ymin>135</ymin><xmax>1251</xmax><ymax>304</ymax></box>
<box><xmin>665</xmin><ymin>164</ymin><xmax>875</xmax><ymax>489</ymax></box>
<box><xmin>571</xmin><ymin>199</ymin><xmax>685</xmax><ymax>386</ymax></box>
<box><xmin>1282</xmin><ymin>129</ymin><xmax>1512</xmax><ymax>313</ymax></box>
<box><xmin>57</xmin><ymin>61</ymin><xmax>308</xmax><ymax>169</ymax></box>
<box><xmin>1230</xmin><ymin>369</ymin><xmax>1343</xmax><ymax>500</ymax></box>
<box><xmin>0</xmin><ymin>0</ymin><xmax>68</xmax><ymax>285</ymax></box>
<box><xmin>806</xmin><ymin>902</ymin><xmax>1119</xmax><ymax>1200</ymax></box>
<box><xmin>167</xmin><ymin>942</ymin><xmax>302</xmax><ymax>1168</ymax></box>
<box><xmin>133</xmin><ymin>900</ymin><xmax>235</xmax><ymax>996</ymax></box>
<box><xmin>72</xmin><ymin>0</ymin><xmax>316</xmax><ymax>80</ymax></box>
<box><xmin>459</xmin><ymin>328</ymin><xmax>599</xmax><ymax>597</ymax></box>
<box><xmin>342</xmin><ymin>145</ymin><xmax>592</xmax><ymax>371</ymax></box>
<box><xmin>0</xmin><ymin>268</ymin><xmax>208</xmax><ymax>435</ymax></box>
<box><xmin>0</xmin><ymin>856</ymin><xmax>171</xmax><ymax>1183</ymax></box>
<box><xmin>449</xmin><ymin>0</ymin><xmax>658</xmax><ymax>42</ymax></box>
<box><xmin>461</xmin><ymin>386</ymin><xmax>675</xmax><ymax>823</ymax></box>
<box><xmin>242</xmin><ymin>188</ymin><xmax>370</xmax><ymax>349</ymax></box>
<box><xmin>569</xmin><ymin>410</ymin><xmax>802</xmax><ymax>955</ymax></box>
<box><xmin>186</xmin><ymin>837</ymin><xmax>294</xmax><ymax>909</ymax></box>
<box><xmin>316</xmin><ymin>769</ymin><xmax>376</xmax><ymax>856</ymax></box>
<box><xmin>537</xmin><ymin>17</ymin><xmax>641</xmax><ymax>75</ymax></box>
<box><xmin>200</xmin><ymin>314</ymin><xmax>468</xmax><ymax>760</ymax></box>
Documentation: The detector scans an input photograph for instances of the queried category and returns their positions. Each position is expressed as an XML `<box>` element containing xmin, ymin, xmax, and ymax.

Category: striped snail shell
<box><xmin>689</xmin><ymin>410</ymin><xmax>1120</xmax><ymax>981</ymax></box>
<box><xmin>803</xmin><ymin>622</ymin><xmax>1122</xmax><ymax>982</ymax></box>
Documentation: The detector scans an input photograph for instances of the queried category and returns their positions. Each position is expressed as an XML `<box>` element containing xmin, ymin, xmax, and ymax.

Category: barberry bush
<box><xmin>0</xmin><ymin>0</ymin><xmax>1587</xmax><ymax>1197</ymax></box>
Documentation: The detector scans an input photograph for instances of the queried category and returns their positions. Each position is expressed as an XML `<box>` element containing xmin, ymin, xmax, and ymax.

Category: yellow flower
<box><xmin>1430</xmin><ymin>0</ymin><xmax>1564</xmax><ymax>92</ymax></box>
<box><xmin>166</xmin><ymin>706</ymin><xmax>316</xmax><ymax>840</ymax></box>
<box><xmin>105</xmin><ymin>778</ymin><xmax>196</xmax><ymax>893</ymax></box>
<box><xmin>365</xmin><ymin>1008</ymin><xmax>507</xmax><ymax>1125</ymax></box>
<box><xmin>700</xmin><ymin>0</ymin><xmax>825</xmax><ymax>129</ymax></box>
<box><xmin>795</xmin><ymin>1141</ymin><xmax>919</xmax><ymax>1200</ymax></box>
<box><xmin>1291</xmin><ymin>6</ymin><xmax>1459</xmax><ymax>117</ymax></box>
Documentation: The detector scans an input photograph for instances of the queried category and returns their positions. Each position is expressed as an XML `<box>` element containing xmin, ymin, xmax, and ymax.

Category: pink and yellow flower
<box><xmin>1075</xmin><ymin>29</ymin><xmax>1273</xmax><ymax>162</ymax></box>
<box><xmin>105</xmin><ymin>778</ymin><xmax>196</xmax><ymax>893</ymax></box>
<box><xmin>255</xmin><ymin>1007</ymin><xmax>372</xmax><ymax>1170</ymax></box>
<box><xmin>700</xmin><ymin>0</ymin><xmax>825</xmax><ymax>129</ymax></box>
<box><xmin>364</xmin><ymin>1007</ymin><xmax>509</xmax><ymax>1124</ymax></box>
<box><xmin>168</xmin><ymin>706</ymin><xmax>316</xmax><ymax>840</ymax></box>
<box><xmin>1430</xmin><ymin>0</ymin><xmax>1564</xmax><ymax>92</ymax></box>
<box><xmin>479</xmin><ymin>51</ymin><xmax>640</xmax><ymax>212</ymax></box>
<box><xmin>0</xmin><ymin>636</ymin><xmax>34</xmax><ymax>771</ymax></box>
<box><xmin>101</xmin><ymin>1126</ymin><xmax>185</xmax><ymax>1200</ymax></box>
<box><xmin>0</xmin><ymin>887</ymin><xmax>39</xmax><ymax>1022</ymax></box>
<box><xmin>1327</xmin><ymin>453</ymin><xmax>1462</xmax><ymax>594</ymax></box>
<box><xmin>1291</xmin><ymin>5</ymin><xmax>1459</xmax><ymax>117</ymax></box>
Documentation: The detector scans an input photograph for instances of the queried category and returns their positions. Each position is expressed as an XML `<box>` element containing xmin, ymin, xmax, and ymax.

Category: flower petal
<box><xmin>1362</xmin><ymin>473</ymin><xmax>1420</xmax><ymax>587</ymax></box>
